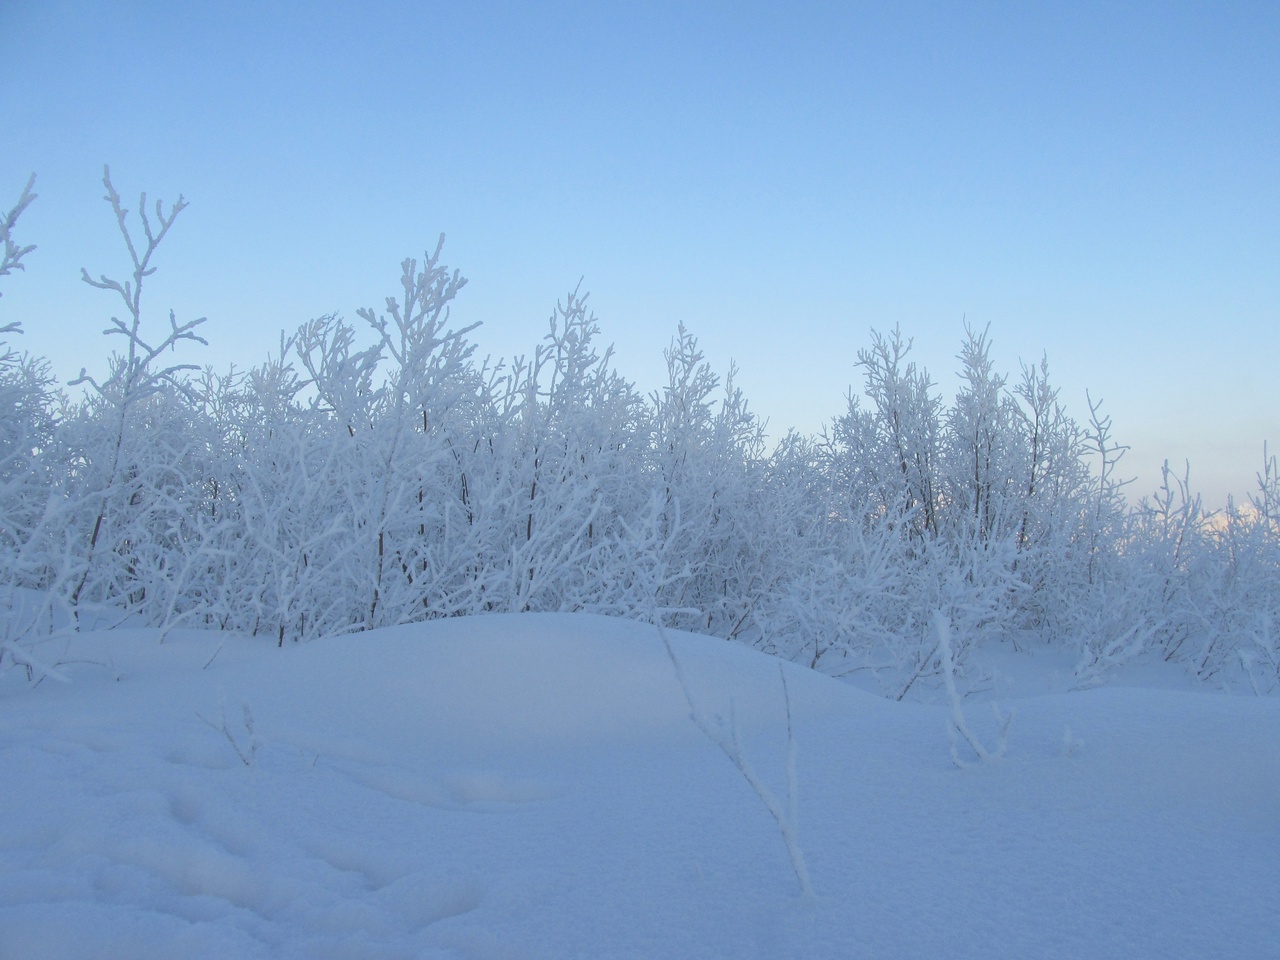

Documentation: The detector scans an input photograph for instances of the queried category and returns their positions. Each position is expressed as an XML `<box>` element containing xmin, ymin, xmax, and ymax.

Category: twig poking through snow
<box><xmin>658</xmin><ymin>622</ymin><xmax>814</xmax><ymax>898</ymax></box>
<box><xmin>197</xmin><ymin>698</ymin><xmax>259</xmax><ymax>767</ymax></box>
<box><xmin>936</xmin><ymin>610</ymin><xmax>1011</xmax><ymax>767</ymax></box>
<box><xmin>1</xmin><ymin>639</ymin><xmax>71</xmax><ymax>683</ymax></box>
<box><xmin>202</xmin><ymin>642</ymin><xmax>224</xmax><ymax>671</ymax></box>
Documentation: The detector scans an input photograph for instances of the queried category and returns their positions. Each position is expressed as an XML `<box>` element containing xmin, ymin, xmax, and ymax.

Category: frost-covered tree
<box><xmin>58</xmin><ymin>167</ymin><xmax>209</xmax><ymax>623</ymax></box>
<box><xmin>856</xmin><ymin>326</ymin><xmax>943</xmax><ymax>540</ymax></box>
<box><xmin>348</xmin><ymin>240</ymin><xmax>479</xmax><ymax>628</ymax></box>
<box><xmin>0</xmin><ymin>174</ymin><xmax>60</xmax><ymax>636</ymax></box>
<box><xmin>648</xmin><ymin>324</ymin><xmax>775</xmax><ymax>638</ymax></box>
<box><xmin>490</xmin><ymin>286</ymin><xmax>647</xmax><ymax>614</ymax></box>
<box><xmin>0</xmin><ymin>175</ymin><xmax>49</xmax><ymax>528</ymax></box>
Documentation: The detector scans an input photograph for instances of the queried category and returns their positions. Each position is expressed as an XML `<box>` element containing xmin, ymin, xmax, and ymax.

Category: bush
<box><xmin>2</xmin><ymin>170</ymin><xmax>1276</xmax><ymax>696</ymax></box>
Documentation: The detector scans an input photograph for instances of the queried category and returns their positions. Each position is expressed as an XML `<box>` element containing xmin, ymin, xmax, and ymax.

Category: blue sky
<box><xmin>3</xmin><ymin>0</ymin><xmax>1277</xmax><ymax>507</ymax></box>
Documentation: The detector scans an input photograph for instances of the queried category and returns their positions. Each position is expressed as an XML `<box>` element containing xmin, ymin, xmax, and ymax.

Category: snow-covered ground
<box><xmin>1</xmin><ymin>613</ymin><xmax>1277</xmax><ymax>959</ymax></box>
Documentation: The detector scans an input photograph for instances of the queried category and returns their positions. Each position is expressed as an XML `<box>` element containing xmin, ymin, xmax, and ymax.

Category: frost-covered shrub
<box><xmin>1188</xmin><ymin>454</ymin><xmax>1280</xmax><ymax>689</ymax></box>
<box><xmin>57</xmin><ymin>168</ymin><xmax>209</xmax><ymax>621</ymax></box>
<box><xmin>3</xmin><ymin>168</ymin><xmax>1277</xmax><ymax>697</ymax></box>
<box><xmin>0</xmin><ymin>174</ymin><xmax>59</xmax><ymax>621</ymax></box>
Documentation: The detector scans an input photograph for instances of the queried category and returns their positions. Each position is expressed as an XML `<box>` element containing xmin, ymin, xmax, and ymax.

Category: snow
<box><xmin>2</xmin><ymin>613</ymin><xmax>1277</xmax><ymax>959</ymax></box>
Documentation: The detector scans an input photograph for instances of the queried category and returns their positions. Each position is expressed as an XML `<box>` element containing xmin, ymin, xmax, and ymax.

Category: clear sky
<box><xmin>3</xmin><ymin>0</ymin><xmax>1277</xmax><ymax>508</ymax></box>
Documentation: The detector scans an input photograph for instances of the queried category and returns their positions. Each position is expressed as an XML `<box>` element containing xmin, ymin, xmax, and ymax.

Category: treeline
<box><xmin>2</xmin><ymin>171</ymin><xmax>1277</xmax><ymax>695</ymax></box>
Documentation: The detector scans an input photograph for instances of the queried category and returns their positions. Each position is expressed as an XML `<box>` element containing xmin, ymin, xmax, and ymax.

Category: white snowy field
<box><xmin>1</xmin><ymin>613</ymin><xmax>1277</xmax><ymax>960</ymax></box>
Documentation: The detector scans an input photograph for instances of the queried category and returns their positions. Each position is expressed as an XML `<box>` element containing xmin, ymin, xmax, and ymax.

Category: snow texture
<box><xmin>2</xmin><ymin>613</ymin><xmax>1277</xmax><ymax>959</ymax></box>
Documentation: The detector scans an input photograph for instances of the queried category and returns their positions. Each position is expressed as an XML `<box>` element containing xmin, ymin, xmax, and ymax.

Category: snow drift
<box><xmin>2</xmin><ymin>614</ymin><xmax>1277</xmax><ymax>959</ymax></box>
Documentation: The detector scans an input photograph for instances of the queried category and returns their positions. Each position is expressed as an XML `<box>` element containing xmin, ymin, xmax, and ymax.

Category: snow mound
<box><xmin>1</xmin><ymin>613</ymin><xmax>1277</xmax><ymax>959</ymax></box>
